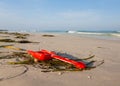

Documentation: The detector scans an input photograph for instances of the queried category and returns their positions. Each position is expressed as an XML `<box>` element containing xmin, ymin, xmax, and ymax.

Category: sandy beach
<box><xmin>0</xmin><ymin>32</ymin><xmax>120</xmax><ymax>86</ymax></box>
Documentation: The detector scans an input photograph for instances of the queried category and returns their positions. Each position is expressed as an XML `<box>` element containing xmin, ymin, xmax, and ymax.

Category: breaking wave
<box><xmin>67</xmin><ymin>30</ymin><xmax>120</xmax><ymax>38</ymax></box>
<box><xmin>67</xmin><ymin>30</ymin><xmax>105</xmax><ymax>35</ymax></box>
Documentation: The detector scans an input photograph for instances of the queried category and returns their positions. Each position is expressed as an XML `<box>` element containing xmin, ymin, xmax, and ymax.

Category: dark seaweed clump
<box><xmin>0</xmin><ymin>39</ymin><xmax>38</xmax><ymax>43</ymax></box>
<box><xmin>0</xmin><ymin>39</ymin><xmax>15</xmax><ymax>42</ymax></box>
<box><xmin>42</xmin><ymin>34</ymin><xmax>55</xmax><ymax>37</ymax></box>
<box><xmin>0</xmin><ymin>31</ymin><xmax>29</xmax><ymax>39</ymax></box>
<box><xmin>13</xmin><ymin>33</ymin><xmax>29</xmax><ymax>39</ymax></box>
<box><xmin>17</xmin><ymin>40</ymin><xmax>33</xmax><ymax>43</ymax></box>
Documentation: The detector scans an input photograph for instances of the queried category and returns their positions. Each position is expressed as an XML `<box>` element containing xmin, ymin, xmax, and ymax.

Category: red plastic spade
<box><xmin>27</xmin><ymin>49</ymin><xmax>86</xmax><ymax>69</ymax></box>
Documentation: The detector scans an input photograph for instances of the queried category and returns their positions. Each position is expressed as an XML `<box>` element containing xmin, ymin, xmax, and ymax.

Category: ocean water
<box><xmin>67</xmin><ymin>30</ymin><xmax>120</xmax><ymax>40</ymax></box>
<box><xmin>3</xmin><ymin>29</ymin><xmax>120</xmax><ymax>40</ymax></box>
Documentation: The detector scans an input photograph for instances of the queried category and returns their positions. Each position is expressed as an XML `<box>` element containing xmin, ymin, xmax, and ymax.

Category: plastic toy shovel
<box><xmin>27</xmin><ymin>49</ymin><xmax>86</xmax><ymax>69</ymax></box>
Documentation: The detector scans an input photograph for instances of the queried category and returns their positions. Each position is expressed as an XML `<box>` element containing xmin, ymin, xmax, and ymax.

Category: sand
<box><xmin>0</xmin><ymin>32</ymin><xmax>120</xmax><ymax>86</ymax></box>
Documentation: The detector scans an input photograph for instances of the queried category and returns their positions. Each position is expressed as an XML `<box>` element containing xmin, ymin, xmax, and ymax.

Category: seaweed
<box><xmin>7</xmin><ymin>52</ymin><xmax>101</xmax><ymax>72</ymax></box>
<box><xmin>31</xmin><ymin>59</ymin><xmax>80</xmax><ymax>72</ymax></box>
<box><xmin>97</xmin><ymin>47</ymin><xmax>102</xmax><ymax>48</ymax></box>
<box><xmin>0</xmin><ymin>38</ymin><xmax>38</xmax><ymax>44</ymax></box>
<box><xmin>13</xmin><ymin>33</ymin><xmax>29</xmax><ymax>39</ymax></box>
<box><xmin>15</xmin><ymin>35</ymin><xmax>27</xmax><ymax>39</ymax></box>
<box><xmin>0</xmin><ymin>39</ymin><xmax>16</xmax><ymax>42</ymax></box>
<box><xmin>17</xmin><ymin>40</ymin><xmax>33</xmax><ymax>43</ymax></box>
<box><xmin>42</xmin><ymin>34</ymin><xmax>55</xmax><ymax>37</ymax></box>
<box><xmin>0</xmin><ymin>52</ymin><xmax>30</xmax><ymax>59</ymax></box>
<box><xmin>0</xmin><ymin>31</ymin><xmax>29</xmax><ymax>39</ymax></box>
<box><xmin>0</xmin><ymin>50</ymin><xmax>104</xmax><ymax>72</ymax></box>
<box><xmin>17</xmin><ymin>40</ymin><xmax>39</xmax><ymax>43</ymax></box>
<box><xmin>9</xmin><ymin>32</ymin><xmax>29</xmax><ymax>36</ymax></box>
<box><xmin>5</xmin><ymin>52</ymin><xmax>81</xmax><ymax>72</ymax></box>
<box><xmin>0</xmin><ymin>31</ymin><xmax>8</xmax><ymax>34</ymax></box>
<box><xmin>0</xmin><ymin>45</ymin><xmax>14</xmax><ymax>48</ymax></box>
<box><xmin>9</xmin><ymin>60</ymin><xmax>34</xmax><ymax>64</ymax></box>
<box><xmin>0</xmin><ymin>31</ymin><xmax>38</xmax><ymax>44</ymax></box>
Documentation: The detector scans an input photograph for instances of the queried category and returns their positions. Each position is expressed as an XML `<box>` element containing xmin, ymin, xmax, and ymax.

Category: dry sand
<box><xmin>0</xmin><ymin>32</ymin><xmax>120</xmax><ymax>86</ymax></box>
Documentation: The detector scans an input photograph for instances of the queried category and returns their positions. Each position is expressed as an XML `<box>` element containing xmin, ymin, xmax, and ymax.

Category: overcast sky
<box><xmin>0</xmin><ymin>0</ymin><xmax>120</xmax><ymax>31</ymax></box>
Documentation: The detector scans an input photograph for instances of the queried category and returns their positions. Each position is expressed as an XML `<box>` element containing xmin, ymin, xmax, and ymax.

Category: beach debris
<box><xmin>0</xmin><ymin>45</ymin><xmax>14</xmax><ymax>48</ymax></box>
<box><xmin>0</xmin><ymin>31</ymin><xmax>8</xmax><ymax>34</ymax></box>
<box><xmin>58</xmin><ymin>72</ymin><xmax>64</xmax><ymax>75</ymax></box>
<box><xmin>97</xmin><ymin>47</ymin><xmax>102</xmax><ymax>48</ymax></box>
<box><xmin>0</xmin><ymin>52</ymin><xmax>29</xmax><ymax>59</ymax></box>
<box><xmin>0</xmin><ymin>39</ymin><xmax>15</xmax><ymax>42</ymax></box>
<box><xmin>0</xmin><ymin>31</ymin><xmax>30</xmax><ymax>40</ymax></box>
<box><xmin>0</xmin><ymin>45</ymin><xmax>26</xmax><ymax>51</ymax></box>
<box><xmin>0</xmin><ymin>38</ymin><xmax>38</xmax><ymax>44</ymax></box>
<box><xmin>27</xmin><ymin>50</ymin><xmax>86</xmax><ymax>69</ymax></box>
<box><xmin>17</xmin><ymin>40</ymin><xmax>34</xmax><ymax>43</ymax></box>
<box><xmin>15</xmin><ymin>35</ymin><xmax>27</xmax><ymax>39</ymax></box>
<box><xmin>42</xmin><ymin>34</ymin><xmax>55</xmax><ymax>37</ymax></box>
<box><xmin>12</xmin><ymin>32</ymin><xmax>29</xmax><ymax>39</ymax></box>
<box><xmin>0</xmin><ymin>45</ymin><xmax>104</xmax><ymax>72</ymax></box>
<box><xmin>0</xmin><ymin>31</ymin><xmax>29</xmax><ymax>37</ymax></box>
<box><xmin>27</xmin><ymin>50</ymin><xmax>104</xmax><ymax>72</ymax></box>
<box><xmin>87</xmin><ymin>75</ymin><xmax>92</xmax><ymax>79</ymax></box>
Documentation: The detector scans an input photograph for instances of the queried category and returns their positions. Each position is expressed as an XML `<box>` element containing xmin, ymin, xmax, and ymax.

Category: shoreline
<box><xmin>2</xmin><ymin>30</ymin><xmax>120</xmax><ymax>41</ymax></box>
<box><xmin>0</xmin><ymin>32</ymin><xmax>120</xmax><ymax>86</ymax></box>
